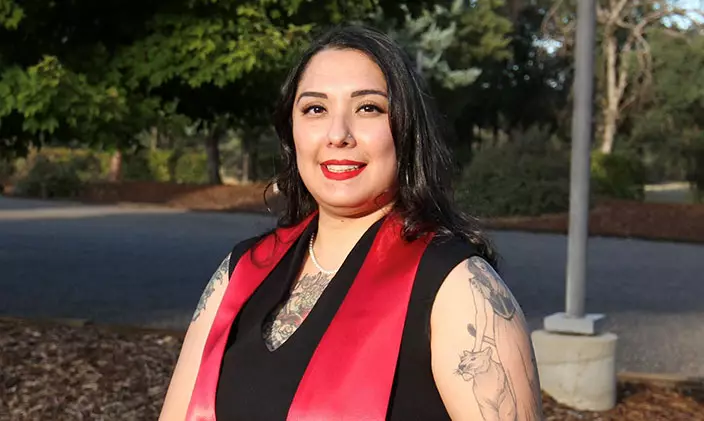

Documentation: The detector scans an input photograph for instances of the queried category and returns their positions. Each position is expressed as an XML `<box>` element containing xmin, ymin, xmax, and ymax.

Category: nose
<box><xmin>327</xmin><ymin>115</ymin><xmax>355</xmax><ymax>148</ymax></box>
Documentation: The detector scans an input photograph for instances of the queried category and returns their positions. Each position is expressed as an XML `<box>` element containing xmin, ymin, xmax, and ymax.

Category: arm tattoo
<box><xmin>468</xmin><ymin>257</ymin><xmax>516</xmax><ymax>321</ymax></box>
<box><xmin>455</xmin><ymin>256</ymin><xmax>543</xmax><ymax>421</ymax></box>
<box><xmin>191</xmin><ymin>254</ymin><xmax>231</xmax><ymax>323</ymax></box>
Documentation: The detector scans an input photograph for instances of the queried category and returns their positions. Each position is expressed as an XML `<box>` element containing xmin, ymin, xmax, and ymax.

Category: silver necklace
<box><xmin>308</xmin><ymin>233</ymin><xmax>339</xmax><ymax>275</ymax></box>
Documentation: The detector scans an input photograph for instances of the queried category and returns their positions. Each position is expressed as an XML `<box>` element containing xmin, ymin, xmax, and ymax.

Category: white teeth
<box><xmin>326</xmin><ymin>165</ymin><xmax>361</xmax><ymax>173</ymax></box>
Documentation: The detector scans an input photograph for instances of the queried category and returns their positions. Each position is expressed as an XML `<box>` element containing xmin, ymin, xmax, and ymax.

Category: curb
<box><xmin>616</xmin><ymin>371</ymin><xmax>704</xmax><ymax>391</ymax></box>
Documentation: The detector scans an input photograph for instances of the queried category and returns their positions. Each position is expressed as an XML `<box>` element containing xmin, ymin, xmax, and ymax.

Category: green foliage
<box><xmin>0</xmin><ymin>157</ymin><xmax>15</xmax><ymax>183</ymax></box>
<box><xmin>21</xmin><ymin>148</ymin><xmax>106</xmax><ymax>181</ymax></box>
<box><xmin>456</xmin><ymin>126</ymin><xmax>571</xmax><ymax>217</ymax></box>
<box><xmin>369</xmin><ymin>0</ymin><xmax>511</xmax><ymax>90</ymax></box>
<box><xmin>8</xmin><ymin>148</ymin><xmax>210</xmax><ymax>195</ymax></box>
<box><xmin>0</xmin><ymin>0</ymin><xmax>23</xmax><ymax>30</ymax></box>
<box><xmin>0</xmin><ymin>54</ymin><xmax>165</xmax><ymax>157</ymax></box>
<box><xmin>684</xmin><ymin>132</ymin><xmax>704</xmax><ymax>202</ymax></box>
<box><xmin>174</xmin><ymin>151</ymin><xmax>209</xmax><ymax>184</ymax></box>
<box><xmin>13</xmin><ymin>154</ymin><xmax>85</xmax><ymax>199</ymax></box>
<box><xmin>118</xmin><ymin>149</ymin><xmax>207</xmax><ymax>183</ymax></box>
<box><xmin>627</xmin><ymin>30</ymin><xmax>704</xmax><ymax>183</ymax></box>
<box><xmin>590</xmin><ymin>151</ymin><xmax>646</xmax><ymax>201</ymax></box>
<box><xmin>122</xmin><ymin>150</ymin><xmax>174</xmax><ymax>182</ymax></box>
<box><xmin>0</xmin><ymin>0</ymin><xmax>314</xmax><ymax>158</ymax></box>
<box><xmin>117</xmin><ymin>10</ymin><xmax>308</xmax><ymax>90</ymax></box>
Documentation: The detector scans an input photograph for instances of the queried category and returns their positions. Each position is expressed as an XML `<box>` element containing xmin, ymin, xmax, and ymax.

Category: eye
<box><xmin>303</xmin><ymin>105</ymin><xmax>326</xmax><ymax>115</ymax></box>
<box><xmin>357</xmin><ymin>103</ymin><xmax>384</xmax><ymax>114</ymax></box>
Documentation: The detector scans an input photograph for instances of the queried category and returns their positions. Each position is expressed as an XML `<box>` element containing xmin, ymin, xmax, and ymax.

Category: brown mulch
<box><xmin>69</xmin><ymin>181</ymin><xmax>704</xmax><ymax>244</ymax></box>
<box><xmin>485</xmin><ymin>198</ymin><xmax>704</xmax><ymax>244</ymax></box>
<box><xmin>77</xmin><ymin>181</ymin><xmax>275</xmax><ymax>213</ymax></box>
<box><xmin>2</xmin><ymin>318</ymin><xmax>704</xmax><ymax>421</ymax></box>
<box><xmin>0</xmin><ymin>318</ymin><xmax>181</xmax><ymax>421</ymax></box>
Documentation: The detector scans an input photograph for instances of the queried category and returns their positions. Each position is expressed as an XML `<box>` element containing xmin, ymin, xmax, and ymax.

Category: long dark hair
<box><xmin>269</xmin><ymin>24</ymin><xmax>497</xmax><ymax>266</ymax></box>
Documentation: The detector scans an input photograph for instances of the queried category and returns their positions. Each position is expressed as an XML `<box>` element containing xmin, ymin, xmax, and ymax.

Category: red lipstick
<box><xmin>320</xmin><ymin>160</ymin><xmax>367</xmax><ymax>181</ymax></box>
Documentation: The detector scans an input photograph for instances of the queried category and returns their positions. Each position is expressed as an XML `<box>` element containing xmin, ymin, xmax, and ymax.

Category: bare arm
<box><xmin>159</xmin><ymin>254</ymin><xmax>231</xmax><ymax>421</ymax></box>
<box><xmin>430</xmin><ymin>256</ymin><xmax>543</xmax><ymax>421</ymax></box>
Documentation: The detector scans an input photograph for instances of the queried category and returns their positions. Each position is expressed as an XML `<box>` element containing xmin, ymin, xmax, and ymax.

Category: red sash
<box><xmin>186</xmin><ymin>212</ymin><xmax>432</xmax><ymax>420</ymax></box>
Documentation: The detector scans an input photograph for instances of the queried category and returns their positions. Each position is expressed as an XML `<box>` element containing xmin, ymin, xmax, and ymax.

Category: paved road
<box><xmin>2</xmin><ymin>196</ymin><xmax>703</xmax><ymax>376</ymax></box>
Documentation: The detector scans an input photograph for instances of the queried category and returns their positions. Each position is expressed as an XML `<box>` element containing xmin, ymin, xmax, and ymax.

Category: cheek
<box><xmin>374</xmin><ymin>131</ymin><xmax>397</xmax><ymax>169</ymax></box>
<box><xmin>361</xmin><ymin>124</ymin><xmax>395</xmax><ymax>159</ymax></box>
<box><xmin>292</xmin><ymin>123</ymin><xmax>319</xmax><ymax>164</ymax></box>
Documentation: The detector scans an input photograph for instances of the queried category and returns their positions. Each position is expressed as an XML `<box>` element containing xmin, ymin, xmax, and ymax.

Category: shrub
<box><xmin>456</xmin><ymin>128</ymin><xmax>572</xmax><ymax>218</ymax></box>
<box><xmin>684</xmin><ymin>133</ymin><xmax>704</xmax><ymax>203</ymax></box>
<box><xmin>121</xmin><ymin>151</ymin><xmax>153</xmax><ymax>181</ymax></box>
<box><xmin>0</xmin><ymin>158</ymin><xmax>15</xmax><ymax>184</ymax></box>
<box><xmin>28</xmin><ymin>148</ymin><xmax>106</xmax><ymax>182</ymax></box>
<box><xmin>591</xmin><ymin>151</ymin><xmax>646</xmax><ymax>201</ymax></box>
<box><xmin>11</xmin><ymin>147</ymin><xmax>210</xmax><ymax>190</ymax></box>
<box><xmin>13</xmin><ymin>154</ymin><xmax>84</xmax><ymax>199</ymax></box>
<box><xmin>147</xmin><ymin>150</ymin><xmax>174</xmax><ymax>182</ymax></box>
<box><xmin>174</xmin><ymin>152</ymin><xmax>208</xmax><ymax>184</ymax></box>
<box><xmin>121</xmin><ymin>149</ymin><xmax>199</xmax><ymax>183</ymax></box>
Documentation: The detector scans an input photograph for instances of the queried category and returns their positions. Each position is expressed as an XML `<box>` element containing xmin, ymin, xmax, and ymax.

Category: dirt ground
<box><xmin>72</xmin><ymin>181</ymin><xmax>704</xmax><ymax>243</ymax></box>
<box><xmin>1</xmin><ymin>317</ymin><xmax>703</xmax><ymax>421</ymax></box>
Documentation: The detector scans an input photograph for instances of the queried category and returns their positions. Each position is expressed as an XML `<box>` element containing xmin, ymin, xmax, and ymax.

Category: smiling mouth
<box><xmin>320</xmin><ymin>161</ymin><xmax>367</xmax><ymax>180</ymax></box>
<box><xmin>324</xmin><ymin>164</ymin><xmax>365</xmax><ymax>173</ymax></box>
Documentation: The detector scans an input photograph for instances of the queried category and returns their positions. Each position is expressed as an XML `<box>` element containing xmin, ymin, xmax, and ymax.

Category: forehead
<box><xmin>297</xmin><ymin>49</ymin><xmax>387</xmax><ymax>93</ymax></box>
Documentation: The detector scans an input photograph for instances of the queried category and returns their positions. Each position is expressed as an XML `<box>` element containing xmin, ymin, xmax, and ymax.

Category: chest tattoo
<box><xmin>262</xmin><ymin>272</ymin><xmax>333</xmax><ymax>351</ymax></box>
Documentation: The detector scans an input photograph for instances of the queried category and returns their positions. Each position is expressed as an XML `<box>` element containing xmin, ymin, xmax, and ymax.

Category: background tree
<box><xmin>628</xmin><ymin>28</ymin><xmax>704</xmax><ymax>189</ymax></box>
<box><xmin>543</xmin><ymin>0</ymin><xmax>703</xmax><ymax>154</ymax></box>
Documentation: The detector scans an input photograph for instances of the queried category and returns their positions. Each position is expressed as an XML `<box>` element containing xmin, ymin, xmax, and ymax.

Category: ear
<box><xmin>462</xmin><ymin>350</ymin><xmax>472</xmax><ymax>357</ymax></box>
<box><xmin>482</xmin><ymin>347</ymin><xmax>492</xmax><ymax>358</ymax></box>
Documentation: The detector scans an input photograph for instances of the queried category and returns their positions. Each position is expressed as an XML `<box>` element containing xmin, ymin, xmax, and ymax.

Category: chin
<box><xmin>319</xmin><ymin>197</ymin><xmax>370</xmax><ymax>213</ymax></box>
<box><xmin>316</xmin><ymin>193</ymin><xmax>394</xmax><ymax>217</ymax></box>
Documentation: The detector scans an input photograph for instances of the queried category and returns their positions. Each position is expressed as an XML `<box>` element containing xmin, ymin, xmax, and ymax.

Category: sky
<box><xmin>670</xmin><ymin>0</ymin><xmax>704</xmax><ymax>27</ymax></box>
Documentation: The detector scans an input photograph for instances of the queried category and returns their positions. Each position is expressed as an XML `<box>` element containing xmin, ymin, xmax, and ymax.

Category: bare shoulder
<box><xmin>159</xmin><ymin>253</ymin><xmax>232</xmax><ymax>420</ymax></box>
<box><xmin>429</xmin><ymin>256</ymin><xmax>544</xmax><ymax>421</ymax></box>
<box><xmin>191</xmin><ymin>253</ymin><xmax>232</xmax><ymax>323</ymax></box>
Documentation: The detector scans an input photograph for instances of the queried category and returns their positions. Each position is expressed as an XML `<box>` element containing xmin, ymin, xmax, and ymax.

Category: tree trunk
<box><xmin>506</xmin><ymin>0</ymin><xmax>523</xmax><ymax>24</ymax></box>
<box><xmin>251</xmin><ymin>140</ymin><xmax>259</xmax><ymax>181</ymax></box>
<box><xmin>204</xmin><ymin>127</ymin><xmax>223</xmax><ymax>185</ymax></box>
<box><xmin>241</xmin><ymin>134</ymin><xmax>253</xmax><ymax>184</ymax></box>
<box><xmin>601</xmin><ymin>32</ymin><xmax>619</xmax><ymax>154</ymax></box>
<box><xmin>150</xmin><ymin>126</ymin><xmax>158</xmax><ymax>150</ymax></box>
<box><xmin>108</xmin><ymin>151</ymin><xmax>122</xmax><ymax>182</ymax></box>
<box><xmin>601</xmin><ymin>107</ymin><xmax>618</xmax><ymax>154</ymax></box>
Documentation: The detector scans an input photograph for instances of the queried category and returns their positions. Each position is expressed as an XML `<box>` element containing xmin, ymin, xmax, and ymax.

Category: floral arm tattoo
<box><xmin>191</xmin><ymin>254</ymin><xmax>231</xmax><ymax>323</ymax></box>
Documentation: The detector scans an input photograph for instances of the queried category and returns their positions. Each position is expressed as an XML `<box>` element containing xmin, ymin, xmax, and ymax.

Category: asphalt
<box><xmin>1</xmin><ymin>196</ymin><xmax>703</xmax><ymax>376</ymax></box>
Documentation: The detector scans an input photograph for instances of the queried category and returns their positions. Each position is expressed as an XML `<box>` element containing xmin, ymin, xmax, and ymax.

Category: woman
<box><xmin>160</xmin><ymin>25</ymin><xmax>542</xmax><ymax>421</ymax></box>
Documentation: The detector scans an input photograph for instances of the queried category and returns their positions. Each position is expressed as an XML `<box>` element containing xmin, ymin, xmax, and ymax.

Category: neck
<box><xmin>310</xmin><ymin>204</ymin><xmax>394</xmax><ymax>270</ymax></box>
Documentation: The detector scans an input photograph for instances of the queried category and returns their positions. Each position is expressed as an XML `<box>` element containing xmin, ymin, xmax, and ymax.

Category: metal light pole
<box><xmin>565</xmin><ymin>0</ymin><xmax>596</xmax><ymax>319</ymax></box>
<box><xmin>534</xmin><ymin>1</ymin><xmax>617</xmax><ymax>411</ymax></box>
<box><xmin>543</xmin><ymin>0</ymin><xmax>604</xmax><ymax>334</ymax></box>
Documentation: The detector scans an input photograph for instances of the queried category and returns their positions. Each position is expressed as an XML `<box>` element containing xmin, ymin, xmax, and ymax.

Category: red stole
<box><xmin>186</xmin><ymin>212</ymin><xmax>432</xmax><ymax>420</ymax></box>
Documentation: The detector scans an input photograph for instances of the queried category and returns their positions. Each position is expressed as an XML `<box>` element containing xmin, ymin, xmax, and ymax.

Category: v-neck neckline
<box><xmin>259</xmin><ymin>214</ymin><xmax>386</xmax><ymax>355</ymax></box>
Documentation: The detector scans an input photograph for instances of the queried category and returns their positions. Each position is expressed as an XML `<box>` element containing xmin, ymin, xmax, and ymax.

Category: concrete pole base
<box><xmin>531</xmin><ymin>330</ymin><xmax>618</xmax><ymax>411</ymax></box>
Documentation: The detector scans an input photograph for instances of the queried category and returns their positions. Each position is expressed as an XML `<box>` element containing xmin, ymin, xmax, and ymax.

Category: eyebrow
<box><xmin>296</xmin><ymin>89</ymin><xmax>388</xmax><ymax>104</ymax></box>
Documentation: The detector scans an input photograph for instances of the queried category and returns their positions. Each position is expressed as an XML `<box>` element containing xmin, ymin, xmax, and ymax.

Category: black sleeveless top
<box><xmin>215</xmin><ymin>217</ymin><xmax>479</xmax><ymax>420</ymax></box>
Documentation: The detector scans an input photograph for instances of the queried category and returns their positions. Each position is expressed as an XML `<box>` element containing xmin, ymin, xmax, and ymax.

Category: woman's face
<box><xmin>292</xmin><ymin>48</ymin><xmax>398</xmax><ymax>217</ymax></box>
